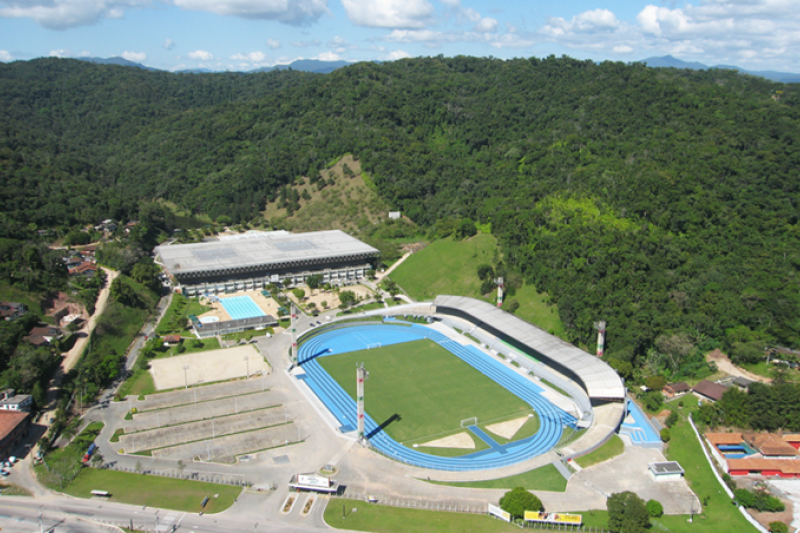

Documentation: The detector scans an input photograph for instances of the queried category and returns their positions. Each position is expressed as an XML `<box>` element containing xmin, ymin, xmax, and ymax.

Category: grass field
<box><xmin>574</xmin><ymin>435</ymin><xmax>624</xmax><ymax>468</ymax></box>
<box><xmin>318</xmin><ymin>339</ymin><xmax>533</xmax><ymax>446</ymax></box>
<box><xmin>427</xmin><ymin>463</ymin><xmax>567</xmax><ymax>492</ymax></box>
<box><xmin>0</xmin><ymin>284</ymin><xmax>45</xmax><ymax>316</ymax></box>
<box><xmin>391</xmin><ymin>234</ymin><xmax>497</xmax><ymax>301</ymax></box>
<box><xmin>508</xmin><ymin>284</ymin><xmax>566</xmax><ymax>338</ymax></box>
<box><xmin>118</xmin><ymin>368</ymin><xmax>155</xmax><ymax>399</ymax></box>
<box><xmin>61</xmin><ymin>469</ymin><xmax>240</xmax><ymax>513</ymax></box>
<box><xmin>325</xmin><ymin>499</ymin><xmax>521</xmax><ymax>533</ymax></box>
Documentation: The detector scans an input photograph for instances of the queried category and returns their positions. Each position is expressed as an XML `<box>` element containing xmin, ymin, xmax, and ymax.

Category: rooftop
<box><xmin>648</xmin><ymin>461</ymin><xmax>685</xmax><ymax>475</ymax></box>
<box><xmin>155</xmin><ymin>230</ymin><xmax>379</xmax><ymax>278</ymax></box>
<box><xmin>665</xmin><ymin>382</ymin><xmax>691</xmax><ymax>393</ymax></box>
<box><xmin>693</xmin><ymin>380</ymin><xmax>727</xmax><ymax>402</ymax></box>
<box><xmin>0</xmin><ymin>411</ymin><xmax>28</xmax><ymax>439</ymax></box>
<box><xmin>705</xmin><ymin>432</ymin><xmax>743</xmax><ymax>446</ymax></box>
<box><xmin>434</xmin><ymin>295</ymin><xmax>625</xmax><ymax>400</ymax></box>
<box><xmin>744</xmin><ymin>433</ymin><xmax>799</xmax><ymax>456</ymax></box>
<box><xmin>728</xmin><ymin>457</ymin><xmax>800</xmax><ymax>474</ymax></box>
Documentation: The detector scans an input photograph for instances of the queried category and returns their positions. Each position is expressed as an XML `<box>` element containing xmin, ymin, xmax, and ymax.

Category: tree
<box><xmin>90</xmin><ymin>451</ymin><xmax>104</xmax><ymax>468</ymax></box>
<box><xmin>499</xmin><ymin>487</ymin><xmax>543</xmax><ymax>520</ymax></box>
<box><xmin>477</xmin><ymin>264</ymin><xmax>494</xmax><ymax>281</ymax></box>
<box><xmin>660</xmin><ymin>428</ymin><xmax>671</xmax><ymax>442</ymax></box>
<box><xmin>607</xmin><ymin>491</ymin><xmax>650</xmax><ymax>533</ymax></box>
<box><xmin>177</xmin><ymin>460</ymin><xmax>186</xmax><ymax>477</ymax></box>
<box><xmin>646</xmin><ymin>499</ymin><xmax>663</xmax><ymax>517</ymax></box>
<box><xmin>292</xmin><ymin>288</ymin><xmax>305</xmax><ymax>299</ymax></box>
<box><xmin>321</xmin><ymin>300</ymin><xmax>328</xmax><ymax>309</ymax></box>
<box><xmin>306</xmin><ymin>275</ymin><xmax>322</xmax><ymax>290</ymax></box>
<box><xmin>455</xmin><ymin>218</ymin><xmax>477</xmax><ymax>239</ymax></box>
<box><xmin>665</xmin><ymin>410</ymin><xmax>679</xmax><ymax>428</ymax></box>
<box><xmin>769</xmin><ymin>522</ymin><xmax>789</xmax><ymax>533</ymax></box>
<box><xmin>645</xmin><ymin>375</ymin><xmax>666</xmax><ymax>391</ymax></box>
<box><xmin>338</xmin><ymin>290</ymin><xmax>357</xmax><ymax>308</ymax></box>
<box><xmin>134</xmin><ymin>460</ymin><xmax>143</xmax><ymax>474</ymax></box>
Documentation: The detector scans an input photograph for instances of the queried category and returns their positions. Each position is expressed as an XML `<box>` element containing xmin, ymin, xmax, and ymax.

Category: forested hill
<box><xmin>2</xmin><ymin>56</ymin><xmax>799</xmax><ymax>362</ymax></box>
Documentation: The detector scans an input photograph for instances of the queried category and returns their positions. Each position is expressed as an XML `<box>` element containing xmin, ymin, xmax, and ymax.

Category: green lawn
<box><xmin>324</xmin><ymin>499</ymin><xmax>522</xmax><ymax>533</ymax></box>
<box><xmin>219</xmin><ymin>328</ymin><xmax>273</xmax><ymax>342</ymax></box>
<box><xmin>391</xmin><ymin>234</ymin><xmax>497</xmax><ymax>300</ymax></box>
<box><xmin>155</xmin><ymin>294</ymin><xmax>210</xmax><ymax>336</ymax></box>
<box><xmin>60</xmin><ymin>468</ymin><xmax>240</xmax><ymax>513</ymax></box>
<box><xmin>574</xmin><ymin>435</ymin><xmax>624</xmax><ymax>468</ymax></box>
<box><xmin>318</xmin><ymin>339</ymin><xmax>533</xmax><ymax>445</ymax></box>
<box><xmin>158</xmin><ymin>337</ymin><xmax>221</xmax><ymax>358</ymax></box>
<box><xmin>507</xmin><ymin>284</ymin><xmax>565</xmax><ymax>338</ymax></box>
<box><xmin>427</xmin><ymin>463</ymin><xmax>567</xmax><ymax>492</ymax></box>
<box><xmin>740</xmin><ymin>361</ymin><xmax>800</xmax><ymax>381</ymax></box>
<box><xmin>0</xmin><ymin>284</ymin><xmax>45</xmax><ymax>316</ymax></box>
<box><xmin>118</xmin><ymin>368</ymin><xmax>155</xmax><ymax>399</ymax></box>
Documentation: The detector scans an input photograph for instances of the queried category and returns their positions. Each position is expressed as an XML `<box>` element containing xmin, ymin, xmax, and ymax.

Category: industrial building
<box><xmin>154</xmin><ymin>230</ymin><xmax>379</xmax><ymax>296</ymax></box>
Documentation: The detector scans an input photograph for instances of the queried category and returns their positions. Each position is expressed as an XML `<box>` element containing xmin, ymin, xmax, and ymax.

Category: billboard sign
<box><xmin>524</xmin><ymin>511</ymin><xmax>582</xmax><ymax>525</ymax></box>
<box><xmin>488</xmin><ymin>504</ymin><xmax>511</xmax><ymax>522</ymax></box>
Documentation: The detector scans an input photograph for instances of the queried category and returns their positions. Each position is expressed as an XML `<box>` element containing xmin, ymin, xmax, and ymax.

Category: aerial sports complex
<box><xmin>293</xmin><ymin>295</ymin><xmax>627</xmax><ymax>472</ymax></box>
<box><xmin>154</xmin><ymin>230</ymin><xmax>379</xmax><ymax>296</ymax></box>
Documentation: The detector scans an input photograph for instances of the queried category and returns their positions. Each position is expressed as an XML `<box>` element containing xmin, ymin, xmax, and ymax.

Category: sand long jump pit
<box><xmin>150</xmin><ymin>346</ymin><xmax>269</xmax><ymax>391</ymax></box>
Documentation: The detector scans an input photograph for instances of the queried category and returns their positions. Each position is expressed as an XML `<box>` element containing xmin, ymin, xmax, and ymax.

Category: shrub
<box><xmin>665</xmin><ymin>410</ymin><xmax>679</xmax><ymax>428</ymax></box>
<box><xmin>769</xmin><ymin>522</ymin><xmax>788</xmax><ymax>533</ymax></box>
<box><xmin>607</xmin><ymin>492</ymin><xmax>650</xmax><ymax>533</ymax></box>
<box><xmin>499</xmin><ymin>487</ymin><xmax>543</xmax><ymax>520</ymax></box>
<box><xmin>646</xmin><ymin>499</ymin><xmax>663</xmax><ymax>517</ymax></box>
<box><xmin>660</xmin><ymin>428</ymin><xmax>671</xmax><ymax>442</ymax></box>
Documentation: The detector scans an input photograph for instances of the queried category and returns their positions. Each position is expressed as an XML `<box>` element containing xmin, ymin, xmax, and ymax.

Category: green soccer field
<box><xmin>317</xmin><ymin>339</ymin><xmax>534</xmax><ymax>447</ymax></box>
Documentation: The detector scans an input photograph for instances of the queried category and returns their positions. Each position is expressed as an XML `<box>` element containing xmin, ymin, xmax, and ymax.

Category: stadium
<box><xmin>293</xmin><ymin>296</ymin><xmax>627</xmax><ymax>472</ymax></box>
<box><xmin>154</xmin><ymin>230</ymin><xmax>379</xmax><ymax>296</ymax></box>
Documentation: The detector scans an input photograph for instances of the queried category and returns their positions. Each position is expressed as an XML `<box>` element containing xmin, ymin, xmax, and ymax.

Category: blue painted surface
<box><xmin>296</xmin><ymin>323</ymin><xmax>575</xmax><ymax>471</ymax></box>
<box><xmin>621</xmin><ymin>400</ymin><xmax>661</xmax><ymax>444</ymax></box>
<box><xmin>467</xmin><ymin>426</ymin><xmax>507</xmax><ymax>454</ymax></box>
<box><xmin>220</xmin><ymin>295</ymin><xmax>266</xmax><ymax>320</ymax></box>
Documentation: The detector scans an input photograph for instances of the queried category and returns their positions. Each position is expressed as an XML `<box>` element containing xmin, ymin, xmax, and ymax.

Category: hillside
<box><xmin>1</xmin><ymin>56</ymin><xmax>799</xmax><ymax>366</ymax></box>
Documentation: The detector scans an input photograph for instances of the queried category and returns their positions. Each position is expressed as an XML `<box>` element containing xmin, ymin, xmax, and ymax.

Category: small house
<box><xmin>693</xmin><ymin>380</ymin><xmax>727</xmax><ymax>403</ymax></box>
<box><xmin>162</xmin><ymin>335</ymin><xmax>182</xmax><ymax>346</ymax></box>
<box><xmin>663</xmin><ymin>382</ymin><xmax>691</xmax><ymax>398</ymax></box>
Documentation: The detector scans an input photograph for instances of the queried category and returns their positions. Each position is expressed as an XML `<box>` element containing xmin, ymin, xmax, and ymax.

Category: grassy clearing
<box><xmin>118</xmin><ymin>369</ymin><xmax>155</xmax><ymax>399</ymax></box>
<box><xmin>158</xmin><ymin>337</ymin><xmax>221</xmax><ymax>358</ymax></box>
<box><xmin>37</xmin><ymin>422</ymin><xmax>104</xmax><ymax>490</ymax></box>
<box><xmin>574</xmin><ymin>435</ymin><xmax>624</xmax><ymax>468</ymax></box>
<box><xmin>324</xmin><ymin>499</ymin><xmax>521</xmax><ymax>533</ymax></box>
<box><xmin>391</xmin><ymin>234</ymin><xmax>497</xmax><ymax>301</ymax></box>
<box><xmin>427</xmin><ymin>463</ymin><xmax>567</xmax><ymax>492</ymax></box>
<box><xmin>508</xmin><ymin>284</ymin><xmax>565</xmax><ymax>338</ymax></box>
<box><xmin>318</xmin><ymin>339</ymin><xmax>532</xmax><ymax>444</ymax></box>
<box><xmin>0</xmin><ymin>284</ymin><xmax>45</xmax><ymax>316</ymax></box>
<box><xmin>264</xmin><ymin>155</ymin><xmax>390</xmax><ymax>234</ymax></box>
<box><xmin>60</xmin><ymin>468</ymin><xmax>240</xmax><ymax>513</ymax></box>
<box><xmin>155</xmin><ymin>294</ymin><xmax>210</xmax><ymax>336</ymax></box>
<box><xmin>740</xmin><ymin>361</ymin><xmax>800</xmax><ymax>381</ymax></box>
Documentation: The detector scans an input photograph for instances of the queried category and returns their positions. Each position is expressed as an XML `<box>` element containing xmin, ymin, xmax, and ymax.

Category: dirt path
<box><xmin>376</xmin><ymin>251</ymin><xmax>412</xmax><ymax>281</ymax></box>
<box><xmin>61</xmin><ymin>267</ymin><xmax>119</xmax><ymax>372</ymax></box>
<box><xmin>706</xmin><ymin>349</ymin><xmax>772</xmax><ymax>383</ymax></box>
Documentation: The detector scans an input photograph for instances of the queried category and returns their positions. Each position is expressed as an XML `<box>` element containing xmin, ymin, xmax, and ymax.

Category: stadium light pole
<box><xmin>183</xmin><ymin>365</ymin><xmax>190</xmax><ymax>389</ymax></box>
<box><xmin>244</xmin><ymin>355</ymin><xmax>250</xmax><ymax>378</ymax></box>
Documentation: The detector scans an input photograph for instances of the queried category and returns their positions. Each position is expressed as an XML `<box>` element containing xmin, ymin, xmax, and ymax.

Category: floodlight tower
<box><xmin>356</xmin><ymin>363</ymin><xmax>368</xmax><ymax>441</ymax></box>
<box><xmin>594</xmin><ymin>321</ymin><xmax>607</xmax><ymax>357</ymax></box>
<box><xmin>290</xmin><ymin>303</ymin><xmax>298</xmax><ymax>367</ymax></box>
<box><xmin>495</xmin><ymin>277</ymin><xmax>504</xmax><ymax>308</ymax></box>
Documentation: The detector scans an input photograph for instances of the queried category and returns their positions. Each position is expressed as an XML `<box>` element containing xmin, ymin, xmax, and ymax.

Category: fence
<box><xmin>330</xmin><ymin>491</ymin><xmax>485</xmax><ymax>514</ymax></box>
<box><xmin>103</xmin><ymin>463</ymin><xmax>253</xmax><ymax>487</ymax></box>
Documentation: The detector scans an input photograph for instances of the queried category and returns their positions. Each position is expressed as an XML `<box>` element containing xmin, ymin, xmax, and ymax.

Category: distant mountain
<box><xmin>250</xmin><ymin>59</ymin><xmax>353</xmax><ymax>74</ymax></box>
<box><xmin>176</xmin><ymin>68</ymin><xmax>214</xmax><ymax>74</ymax></box>
<box><xmin>639</xmin><ymin>55</ymin><xmax>800</xmax><ymax>83</ymax></box>
<box><xmin>79</xmin><ymin>56</ymin><xmax>160</xmax><ymax>71</ymax></box>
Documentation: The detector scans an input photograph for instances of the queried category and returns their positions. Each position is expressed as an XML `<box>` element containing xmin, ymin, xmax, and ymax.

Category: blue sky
<box><xmin>0</xmin><ymin>0</ymin><xmax>797</xmax><ymax>72</ymax></box>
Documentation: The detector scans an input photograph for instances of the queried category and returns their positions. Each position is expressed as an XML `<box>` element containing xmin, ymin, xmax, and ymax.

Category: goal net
<box><xmin>367</xmin><ymin>343</ymin><xmax>382</xmax><ymax>350</ymax></box>
<box><xmin>460</xmin><ymin>417</ymin><xmax>478</xmax><ymax>428</ymax></box>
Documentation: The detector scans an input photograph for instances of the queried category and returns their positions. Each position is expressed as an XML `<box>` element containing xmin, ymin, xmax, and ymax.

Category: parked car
<box><xmin>0</xmin><ymin>469</ymin><xmax>9</xmax><ymax>477</ymax></box>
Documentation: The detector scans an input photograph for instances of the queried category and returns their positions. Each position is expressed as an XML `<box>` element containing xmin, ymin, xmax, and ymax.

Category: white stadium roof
<box><xmin>434</xmin><ymin>295</ymin><xmax>625</xmax><ymax>400</ymax></box>
<box><xmin>155</xmin><ymin>230</ymin><xmax>379</xmax><ymax>279</ymax></box>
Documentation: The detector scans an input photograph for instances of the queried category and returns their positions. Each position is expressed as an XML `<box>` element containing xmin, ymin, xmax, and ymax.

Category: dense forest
<box><xmin>1</xmin><ymin>56</ymin><xmax>798</xmax><ymax>367</ymax></box>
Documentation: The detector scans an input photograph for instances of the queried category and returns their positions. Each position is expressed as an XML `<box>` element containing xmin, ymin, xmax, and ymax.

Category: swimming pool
<box><xmin>219</xmin><ymin>295</ymin><xmax>266</xmax><ymax>320</ymax></box>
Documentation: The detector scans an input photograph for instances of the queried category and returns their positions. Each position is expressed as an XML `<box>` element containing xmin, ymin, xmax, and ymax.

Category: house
<box><xmin>80</xmin><ymin>245</ymin><xmax>97</xmax><ymax>258</ymax></box>
<box><xmin>727</xmin><ymin>458</ymin><xmax>800</xmax><ymax>478</ymax></box>
<box><xmin>648</xmin><ymin>461</ymin><xmax>685</xmax><ymax>482</ymax></box>
<box><xmin>64</xmin><ymin>255</ymin><xmax>84</xmax><ymax>268</ymax></box>
<box><xmin>693</xmin><ymin>380</ymin><xmax>728</xmax><ymax>402</ymax></box>
<box><xmin>783</xmin><ymin>435</ymin><xmax>800</xmax><ymax>450</ymax></box>
<box><xmin>125</xmin><ymin>221</ymin><xmax>139</xmax><ymax>234</ymax></box>
<box><xmin>0</xmin><ymin>411</ymin><xmax>29</xmax><ymax>458</ymax></box>
<box><xmin>68</xmin><ymin>262</ymin><xmax>98</xmax><ymax>278</ymax></box>
<box><xmin>663</xmin><ymin>382</ymin><xmax>691</xmax><ymax>398</ymax></box>
<box><xmin>23</xmin><ymin>325</ymin><xmax>63</xmax><ymax>347</ymax></box>
<box><xmin>743</xmin><ymin>433</ymin><xmax>799</xmax><ymax>459</ymax></box>
<box><xmin>162</xmin><ymin>335</ymin><xmax>181</xmax><ymax>346</ymax></box>
<box><xmin>0</xmin><ymin>302</ymin><xmax>27</xmax><ymax>322</ymax></box>
<box><xmin>732</xmin><ymin>376</ymin><xmax>755</xmax><ymax>391</ymax></box>
<box><xmin>0</xmin><ymin>393</ymin><xmax>33</xmax><ymax>412</ymax></box>
<box><xmin>388</xmin><ymin>211</ymin><xmax>401</xmax><ymax>219</ymax></box>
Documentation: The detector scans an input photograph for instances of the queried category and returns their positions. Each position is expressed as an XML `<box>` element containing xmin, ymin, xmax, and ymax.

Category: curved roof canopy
<box><xmin>434</xmin><ymin>295</ymin><xmax>625</xmax><ymax>400</ymax></box>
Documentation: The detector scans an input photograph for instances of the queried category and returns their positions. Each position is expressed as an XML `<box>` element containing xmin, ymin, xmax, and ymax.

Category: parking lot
<box><xmin>151</xmin><ymin>424</ymin><xmax>300</xmax><ymax>463</ymax></box>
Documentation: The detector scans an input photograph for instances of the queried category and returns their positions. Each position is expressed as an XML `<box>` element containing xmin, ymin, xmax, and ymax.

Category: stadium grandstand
<box><xmin>154</xmin><ymin>230</ymin><xmax>379</xmax><ymax>296</ymax></box>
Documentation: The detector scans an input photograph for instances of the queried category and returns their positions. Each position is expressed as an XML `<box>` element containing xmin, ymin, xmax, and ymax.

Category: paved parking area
<box><xmin>117</xmin><ymin>407</ymin><xmax>289</xmax><ymax>453</ymax></box>
<box><xmin>151</xmin><ymin>424</ymin><xmax>300</xmax><ymax>463</ymax></box>
<box><xmin>133</xmin><ymin>376</ymin><xmax>270</xmax><ymax>410</ymax></box>
<box><xmin>150</xmin><ymin>346</ymin><xmax>269</xmax><ymax>390</ymax></box>
<box><xmin>124</xmin><ymin>390</ymin><xmax>277</xmax><ymax>432</ymax></box>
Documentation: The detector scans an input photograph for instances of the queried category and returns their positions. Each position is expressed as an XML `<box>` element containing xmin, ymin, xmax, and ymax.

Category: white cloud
<box><xmin>122</xmin><ymin>51</ymin><xmax>146</xmax><ymax>62</ymax></box>
<box><xmin>385</xmin><ymin>28</ymin><xmax>535</xmax><ymax>49</ymax></box>
<box><xmin>188</xmin><ymin>50</ymin><xmax>214</xmax><ymax>60</ymax></box>
<box><xmin>0</xmin><ymin>50</ymin><xmax>12</xmax><ymax>61</ymax></box>
<box><xmin>313</xmin><ymin>51</ymin><xmax>341</xmax><ymax>61</ymax></box>
<box><xmin>386</xmin><ymin>49</ymin><xmax>410</xmax><ymax>60</ymax></box>
<box><xmin>49</xmin><ymin>49</ymin><xmax>71</xmax><ymax>58</ymax></box>
<box><xmin>543</xmin><ymin>9</ymin><xmax>620</xmax><ymax>37</ymax></box>
<box><xmin>266</xmin><ymin>38</ymin><xmax>281</xmax><ymax>49</ymax></box>
<box><xmin>290</xmin><ymin>39</ymin><xmax>321</xmax><ymax>47</ymax></box>
<box><xmin>341</xmin><ymin>0</ymin><xmax>434</xmax><ymax>28</ymax></box>
<box><xmin>440</xmin><ymin>0</ymin><xmax>459</xmax><ymax>6</ymax></box>
<box><xmin>173</xmin><ymin>0</ymin><xmax>327</xmax><ymax>26</ymax></box>
<box><xmin>0</xmin><ymin>0</ymin><xmax>147</xmax><ymax>30</ymax></box>
<box><xmin>163</xmin><ymin>39</ymin><xmax>176</xmax><ymax>51</ymax></box>
<box><xmin>473</xmin><ymin>17</ymin><xmax>497</xmax><ymax>33</ymax></box>
<box><xmin>231</xmin><ymin>51</ymin><xmax>266</xmax><ymax>61</ymax></box>
<box><xmin>613</xmin><ymin>45</ymin><xmax>633</xmax><ymax>53</ymax></box>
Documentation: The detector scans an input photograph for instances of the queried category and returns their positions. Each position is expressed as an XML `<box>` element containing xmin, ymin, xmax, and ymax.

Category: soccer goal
<box><xmin>460</xmin><ymin>417</ymin><xmax>478</xmax><ymax>428</ymax></box>
<box><xmin>367</xmin><ymin>343</ymin><xmax>382</xmax><ymax>350</ymax></box>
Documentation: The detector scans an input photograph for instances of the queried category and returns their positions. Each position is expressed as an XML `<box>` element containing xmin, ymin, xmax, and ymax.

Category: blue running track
<box><xmin>220</xmin><ymin>295</ymin><xmax>266</xmax><ymax>320</ymax></box>
<box><xmin>297</xmin><ymin>324</ymin><xmax>576</xmax><ymax>471</ymax></box>
<box><xmin>620</xmin><ymin>400</ymin><xmax>662</xmax><ymax>445</ymax></box>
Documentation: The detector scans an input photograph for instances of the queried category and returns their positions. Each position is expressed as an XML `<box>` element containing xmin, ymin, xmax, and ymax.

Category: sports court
<box><xmin>149</xmin><ymin>346</ymin><xmax>268</xmax><ymax>390</ymax></box>
<box><xmin>219</xmin><ymin>295</ymin><xmax>266</xmax><ymax>320</ymax></box>
<box><xmin>296</xmin><ymin>322</ymin><xmax>576</xmax><ymax>470</ymax></box>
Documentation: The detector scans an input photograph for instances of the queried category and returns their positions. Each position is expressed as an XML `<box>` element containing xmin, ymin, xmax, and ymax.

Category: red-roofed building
<box><xmin>68</xmin><ymin>262</ymin><xmax>98</xmax><ymax>278</ymax></box>
<box><xmin>0</xmin><ymin>411</ymin><xmax>29</xmax><ymax>458</ymax></box>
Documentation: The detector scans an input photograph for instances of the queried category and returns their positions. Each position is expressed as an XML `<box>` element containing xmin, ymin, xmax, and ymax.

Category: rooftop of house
<box><xmin>705</xmin><ymin>432</ymin><xmax>743</xmax><ymax>446</ymax></box>
<box><xmin>0</xmin><ymin>411</ymin><xmax>28</xmax><ymax>440</ymax></box>
<box><xmin>744</xmin><ymin>433</ymin><xmax>799</xmax><ymax>456</ymax></box>
<box><xmin>693</xmin><ymin>380</ymin><xmax>728</xmax><ymax>402</ymax></box>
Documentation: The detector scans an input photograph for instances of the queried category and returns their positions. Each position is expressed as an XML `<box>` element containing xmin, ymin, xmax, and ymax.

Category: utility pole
<box><xmin>183</xmin><ymin>365</ymin><xmax>190</xmax><ymax>389</ymax></box>
<box><xmin>593</xmin><ymin>321</ymin><xmax>606</xmax><ymax>357</ymax></box>
<box><xmin>357</xmin><ymin>363</ymin><xmax>368</xmax><ymax>441</ymax></box>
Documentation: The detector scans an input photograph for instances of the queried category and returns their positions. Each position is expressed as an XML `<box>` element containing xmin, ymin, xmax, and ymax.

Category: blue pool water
<box><xmin>220</xmin><ymin>295</ymin><xmax>266</xmax><ymax>320</ymax></box>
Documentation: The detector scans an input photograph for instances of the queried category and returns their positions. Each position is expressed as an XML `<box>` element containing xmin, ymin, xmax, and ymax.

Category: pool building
<box><xmin>155</xmin><ymin>230</ymin><xmax>379</xmax><ymax>296</ymax></box>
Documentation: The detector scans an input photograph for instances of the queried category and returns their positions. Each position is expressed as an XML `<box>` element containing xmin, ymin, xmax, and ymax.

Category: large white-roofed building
<box><xmin>433</xmin><ymin>295</ymin><xmax>626</xmax><ymax>403</ymax></box>
<box><xmin>155</xmin><ymin>230</ymin><xmax>379</xmax><ymax>296</ymax></box>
